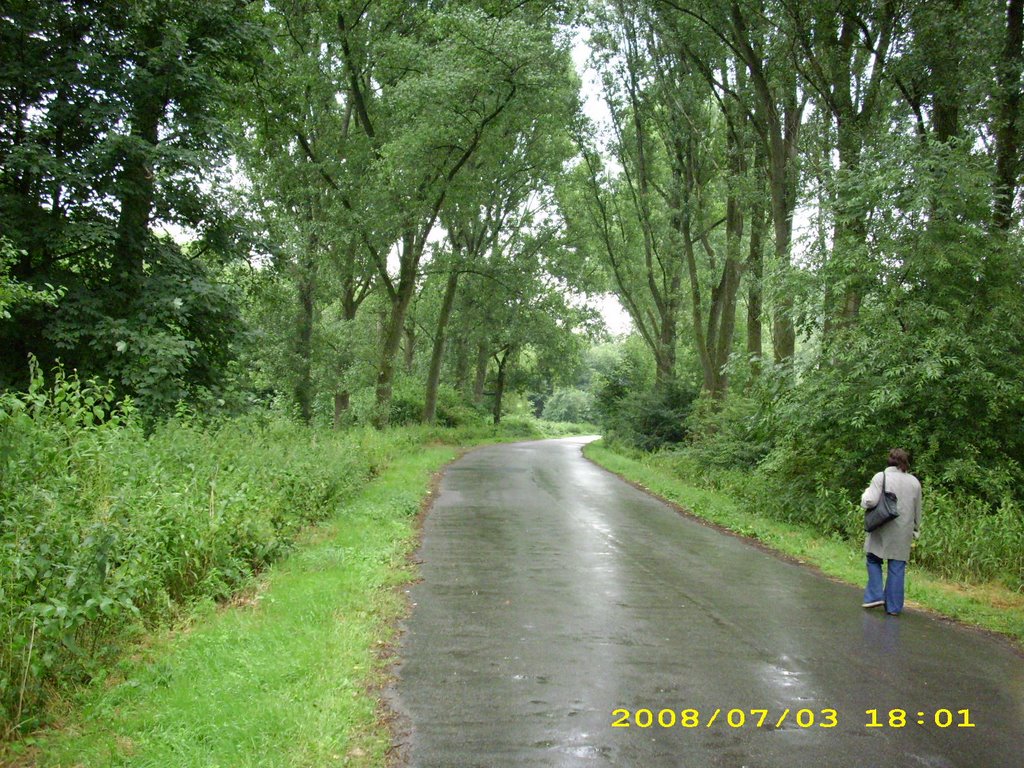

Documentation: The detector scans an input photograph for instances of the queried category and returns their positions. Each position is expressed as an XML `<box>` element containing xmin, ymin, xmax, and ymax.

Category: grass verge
<box><xmin>583</xmin><ymin>440</ymin><xmax>1024</xmax><ymax>648</ymax></box>
<box><xmin>8</xmin><ymin>444</ymin><xmax>459</xmax><ymax>768</ymax></box>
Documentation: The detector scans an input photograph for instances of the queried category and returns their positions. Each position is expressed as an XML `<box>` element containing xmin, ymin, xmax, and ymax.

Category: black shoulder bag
<box><xmin>864</xmin><ymin>470</ymin><xmax>899</xmax><ymax>532</ymax></box>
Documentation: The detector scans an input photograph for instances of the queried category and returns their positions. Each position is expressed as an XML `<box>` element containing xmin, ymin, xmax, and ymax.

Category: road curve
<box><xmin>390</xmin><ymin>437</ymin><xmax>1024</xmax><ymax>767</ymax></box>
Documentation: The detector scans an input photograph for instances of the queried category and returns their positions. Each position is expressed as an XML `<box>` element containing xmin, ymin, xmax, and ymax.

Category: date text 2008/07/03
<box><xmin>610</xmin><ymin>707</ymin><xmax>976</xmax><ymax>730</ymax></box>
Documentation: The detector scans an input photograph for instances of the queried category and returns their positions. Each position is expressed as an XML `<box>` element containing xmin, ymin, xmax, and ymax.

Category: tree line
<box><xmin>2</xmin><ymin>0</ymin><xmax>1023</xmax><ymax>507</ymax></box>
<box><xmin>567</xmin><ymin>0</ymin><xmax>1024</xmax><ymax>523</ymax></box>
<box><xmin>1</xmin><ymin>0</ymin><xmax>595</xmax><ymax>427</ymax></box>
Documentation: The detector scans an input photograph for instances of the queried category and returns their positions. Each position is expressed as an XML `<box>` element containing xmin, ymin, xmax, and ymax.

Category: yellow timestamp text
<box><xmin>610</xmin><ymin>708</ymin><xmax>977</xmax><ymax>730</ymax></box>
<box><xmin>611</xmin><ymin>707</ymin><xmax>838</xmax><ymax>729</ymax></box>
<box><xmin>865</xmin><ymin>709</ymin><xmax>975</xmax><ymax>728</ymax></box>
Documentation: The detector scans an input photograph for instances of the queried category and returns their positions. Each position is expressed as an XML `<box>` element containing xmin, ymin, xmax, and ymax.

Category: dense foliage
<box><xmin>0</xmin><ymin>0</ymin><xmax>261</xmax><ymax>414</ymax></box>
<box><xmin>0</xmin><ymin>363</ymin><xmax>586</xmax><ymax>735</ymax></box>
<box><xmin>1</xmin><ymin>0</ymin><xmax>597</xmax><ymax>427</ymax></box>
<box><xmin>574</xmin><ymin>0</ymin><xmax>1024</xmax><ymax>590</ymax></box>
<box><xmin>0</xmin><ymin>366</ymin><xmax>396</xmax><ymax>734</ymax></box>
<box><xmin>2</xmin><ymin>0</ymin><xmax>1023</xmax><ymax>740</ymax></box>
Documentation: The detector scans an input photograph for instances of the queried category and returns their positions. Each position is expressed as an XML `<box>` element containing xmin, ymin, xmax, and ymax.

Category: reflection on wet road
<box><xmin>391</xmin><ymin>438</ymin><xmax>1024</xmax><ymax>767</ymax></box>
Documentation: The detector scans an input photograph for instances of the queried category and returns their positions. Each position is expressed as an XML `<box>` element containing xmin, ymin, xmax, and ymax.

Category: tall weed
<box><xmin>0</xmin><ymin>366</ymin><xmax>406</xmax><ymax>736</ymax></box>
<box><xmin>646</xmin><ymin>448</ymin><xmax>1024</xmax><ymax>592</ymax></box>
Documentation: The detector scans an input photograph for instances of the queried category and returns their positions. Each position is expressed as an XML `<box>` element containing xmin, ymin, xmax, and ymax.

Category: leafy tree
<box><xmin>542</xmin><ymin>387</ymin><xmax>595</xmax><ymax>423</ymax></box>
<box><xmin>0</xmin><ymin>0</ymin><xmax>260</xmax><ymax>413</ymax></box>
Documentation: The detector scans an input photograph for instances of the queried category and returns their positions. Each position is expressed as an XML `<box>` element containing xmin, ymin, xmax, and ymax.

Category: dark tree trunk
<box><xmin>929</xmin><ymin>0</ymin><xmax>962</xmax><ymax>148</ymax></box>
<box><xmin>654</xmin><ymin>345</ymin><xmax>676</xmax><ymax>391</ymax></box>
<box><xmin>333</xmin><ymin>240</ymin><xmax>371</xmax><ymax>429</ymax></box>
<box><xmin>767</xmin><ymin>104</ymin><xmax>799</xmax><ymax>364</ymax></box>
<box><xmin>454</xmin><ymin>336</ymin><xmax>470</xmax><ymax>395</ymax></box>
<box><xmin>492</xmin><ymin>366</ymin><xmax>505</xmax><ymax>424</ymax></box>
<box><xmin>113</xmin><ymin>22</ymin><xmax>167</xmax><ymax>293</ymax></box>
<box><xmin>712</xmin><ymin>176</ymin><xmax>744</xmax><ymax>398</ymax></box>
<box><xmin>492</xmin><ymin>347</ymin><xmax>513</xmax><ymax>425</ymax></box>
<box><xmin>333</xmin><ymin>391</ymin><xmax>350</xmax><ymax>429</ymax></box>
<box><xmin>294</xmin><ymin>248</ymin><xmax>318</xmax><ymax>424</ymax></box>
<box><xmin>373</xmin><ymin>232</ymin><xmax>420</xmax><ymax>427</ymax></box>
<box><xmin>994</xmin><ymin>0</ymin><xmax>1024</xmax><ymax>231</ymax></box>
<box><xmin>472</xmin><ymin>341</ymin><xmax>488</xmax><ymax>405</ymax></box>
<box><xmin>746</xmin><ymin>189</ymin><xmax>765</xmax><ymax>373</ymax></box>
<box><xmin>709</xmin><ymin>110</ymin><xmax>747</xmax><ymax>398</ymax></box>
<box><xmin>403</xmin><ymin>321</ymin><xmax>415</xmax><ymax>373</ymax></box>
<box><xmin>727</xmin><ymin>3</ymin><xmax>801</xmax><ymax>363</ymax></box>
<box><xmin>423</xmin><ymin>270</ymin><xmax>459</xmax><ymax>424</ymax></box>
<box><xmin>834</xmin><ymin>114</ymin><xmax>869</xmax><ymax>327</ymax></box>
<box><xmin>332</xmin><ymin>287</ymin><xmax>358</xmax><ymax>430</ymax></box>
<box><xmin>373</xmin><ymin>287</ymin><xmax>414</xmax><ymax>427</ymax></box>
<box><xmin>679</xmin><ymin>116</ymin><xmax>744</xmax><ymax>400</ymax></box>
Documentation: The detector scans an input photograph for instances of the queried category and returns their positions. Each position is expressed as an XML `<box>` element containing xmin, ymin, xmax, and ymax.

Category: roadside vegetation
<box><xmin>3</xmin><ymin>0</ymin><xmax>1024</xmax><ymax>759</ymax></box>
<box><xmin>562</xmin><ymin>0</ymin><xmax>1024</xmax><ymax>643</ymax></box>
<box><xmin>584</xmin><ymin>442</ymin><xmax>1024</xmax><ymax>645</ymax></box>
<box><xmin>1</xmin><ymin>0</ymin><xmax>596</xmax><ymax>748</ymax></box>
<box><xmin>0</xmin><ymin>363</ymin><xmax>589</xmax><ymax>748</ymax></box>
<box><xmin>10</xmin><ymin>440</ymin><xmax>456</xmax><ymax>767</ymax></box>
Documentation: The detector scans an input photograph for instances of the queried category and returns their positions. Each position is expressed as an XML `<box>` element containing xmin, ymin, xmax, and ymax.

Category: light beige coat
<box><xmin>861</xmin><ymin>467</ymin><xmax>922</xmax><ymax>561</ymax></box>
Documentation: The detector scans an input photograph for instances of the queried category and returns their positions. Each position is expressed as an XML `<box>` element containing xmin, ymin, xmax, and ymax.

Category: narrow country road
<box><xmin>390</xmin><ymin>438</ymin><xmax>1024</xmax><ymax>768</ymax></box>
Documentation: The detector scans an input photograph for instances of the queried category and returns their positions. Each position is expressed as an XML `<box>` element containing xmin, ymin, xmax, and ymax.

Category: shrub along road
<box><xmin>391</xmin><ymin>437</ymin><xmax>1024</xmax><ymax>767</ymax></box>
<box><xmin>16</xmin><ymin>443</ymin><xmax>461</xmax><ymax>767</ymax></box>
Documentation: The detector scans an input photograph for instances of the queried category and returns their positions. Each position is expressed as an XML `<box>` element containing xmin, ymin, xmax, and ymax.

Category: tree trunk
<box><xmin>679</xmin><ymin>121</ymin><xmax>744</xmax><ymax>400</ymax></box>
<box><xmin>768</xmin><ymin>128</ymin><xmax>798</xmax><ymax>364</ymax></box>
<box><xmin>454</xmin><ymin>337</ymin><xmax>470</xmax><ymax>395</ymax></box>
<box><xmin>728</xmin><ymin>3</ymin><xmax>801</xmax><ymax>363</ymax></box>
<box><xmin>654</xmin><ymin>287</ymin><xmax>678</xmax><ymax>391</ymax></box>
<box><xmin>492</xmin><ymin>365</ymin><xmax>505</xmax><ymax>424</ymax></box>
<box><xmin>294</xmin><ymin>247</ymin><xmax>318</xmax><ymax>424</ymax></box>
<box><xmin>333</xmin><ymin>240</ymin><xmax>371</xmax><ymax>429</ymax></box>
<box><xmin>708</xmin><ymin>111</ymin><xmax>746</xmax><ymax>398</ymax></box>
<box><xmin>113</xmin><ymin>22</ymin><xmax>167</xmax><ymax>293</ymax></box>
<box><xmin>712</xmin><ymin>176</ymin><xmax>744</xmax><ymax>398</ymax></box>
<box><xmin>423</xmin><ymin>270</ymin><xmax>459</xmax><ymax>424</ymax></box>
<box><xmin>403</xmin><ymin>321</ymin><xmax>416</xmax><ymax>373</ymax></box>
<box><xmin>373</xmin><ymin>232</ymin><xmax>421</xmax><ymax>427</ymax></box>
<box><xmin>472</xmin><ymin>341</ymin><xmax>488</xmax><ymax>405</ymax></box>
<box><xmin>492</xmin><ymin>347</ymin><xmax>513</xmax><ymax>424</ymax></box>
<box><xmin>835</xmin><ymin>113</ymin><xmax>869</xmax><ymax>327</ymax></box>
<box><xmin>746</xmin><ymin>166</ymin><xmax>766</xmax><ymax>372</ymax></box>
<box><xmin>333</xmin><ymin>391</ymin><xmax>350</xmax><ymax>429</ymax></box>
<box><xmin>994</xmin><ymin>0</ymin><xmax>1024</xmax><ymax>231</ymax></box>
<box><xmin>654</xmin><ymin>346</ymin><xmax>675</xmax><ymax>391</ymax></box>
<box><xmin>926</xmin><ymin>0</ymin><xmax>963</xmax><ymax>146</ymax></box>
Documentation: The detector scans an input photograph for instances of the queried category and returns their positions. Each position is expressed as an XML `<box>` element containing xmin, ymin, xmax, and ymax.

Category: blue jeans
<box><xmin>864</xmin><ymin>553</ymin><xmax>906</xmax><ymax>614</ymax></box>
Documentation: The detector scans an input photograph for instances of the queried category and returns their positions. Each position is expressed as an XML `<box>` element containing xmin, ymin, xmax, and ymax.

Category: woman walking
<box><xmin>860</xmin><ymin>448</ymin><xmax>922</xmax><ymax>615</ymax></box>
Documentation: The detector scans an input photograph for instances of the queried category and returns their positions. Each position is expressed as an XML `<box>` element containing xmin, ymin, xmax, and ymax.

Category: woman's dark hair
<box><xmin>888</xmin><ymin>448</ymin><xmax>911</xmax><ymax>472</ymax></box>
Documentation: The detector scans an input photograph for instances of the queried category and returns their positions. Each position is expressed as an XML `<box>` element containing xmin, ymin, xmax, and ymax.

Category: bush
<box><xmin>683</xmin><ymin>392</ymin><xmax>774</xmax><ymax>469</ymax></box>
<box><xmin>0</xmin><ymin>365</ymin><xmax>411</xmax><ymax>736</ymax></box>
<box><xmin>542</xmin><ymin>388</ymin><xmax>594</xmax><ymax>423</ymax></box>
<box><xmin>600</xmin><ymin>381</ymin><xmax>698</xmax><ymax>452</ymax></box>
<box><xmin>380</xmin><ymin>380</ymin><xmax>485</xmax><ymax>428</ymax></box>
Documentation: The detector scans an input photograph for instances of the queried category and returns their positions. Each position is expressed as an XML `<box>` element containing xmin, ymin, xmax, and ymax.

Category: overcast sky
<box><xmin>571</xmin><ymin>30</ymin><xmax>633</xmax><ymax>337</ymax></box>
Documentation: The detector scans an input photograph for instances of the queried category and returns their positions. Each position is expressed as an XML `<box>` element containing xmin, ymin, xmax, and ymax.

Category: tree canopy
<box><xmin>2</xmin><ymin>0</ymin><xmax>1022</xmax><ymax>477</ymax></box>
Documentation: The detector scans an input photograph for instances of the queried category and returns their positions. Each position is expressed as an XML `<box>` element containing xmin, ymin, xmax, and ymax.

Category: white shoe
<box><xmin>861</xmin><ymin>600</ymin><xmax>884</xmax><ymax>608</ymax></box>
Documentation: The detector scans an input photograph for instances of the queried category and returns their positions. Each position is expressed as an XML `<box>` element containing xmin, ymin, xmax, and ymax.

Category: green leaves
<box><xmin>0</xmin><ymin>378</ymin><xmax>429</xmax><ymax>734</ymax></box>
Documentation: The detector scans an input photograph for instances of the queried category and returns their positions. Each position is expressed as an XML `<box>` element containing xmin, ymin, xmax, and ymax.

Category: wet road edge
<box><xmin>381</xmin><ymin>439</ymin><xmax>538</xmax><ymax>768</ymax></box>
<box><xmin>581</xmin><ymin>441</ymin><xmax>1024</xmax><ymax>658</ymax></box>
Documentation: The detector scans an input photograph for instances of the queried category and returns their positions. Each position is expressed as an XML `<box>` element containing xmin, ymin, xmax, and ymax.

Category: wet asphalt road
<box><xmin>390</xmin><ymin>438</ymin><xmax>1024</xmax><ymax>768</ymax></box>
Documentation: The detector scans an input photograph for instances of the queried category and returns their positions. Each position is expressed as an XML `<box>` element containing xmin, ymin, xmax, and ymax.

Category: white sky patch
<box><xmin>154</xmin><ymin>221</ymin><xmax>195</xmax><ymax>244</ymax></box>
<box><xmin>571</xmin><ymin>30</ymin><xmax>632</xmax><ymax>336</ymax></box>
<box><xmin>594</xmin><ymin>292</ymin><xmax>632</xmax><ymax>336</ymax></box>
<box><xmin>572</xmin><ymin>31</ymin><xmax>612</xmax><ymax>131</ymax></box>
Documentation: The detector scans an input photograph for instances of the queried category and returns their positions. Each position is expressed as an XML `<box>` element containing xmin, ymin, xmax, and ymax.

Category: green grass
<box><xmin>11</xmin><ymin>445</ymin><xmax>458</xmax><ymax>768</ymax></box>
<box><xmin>584</xmin><ymin>440</ymin><xmax>1024</xmax><ymax>647</ymax></box>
